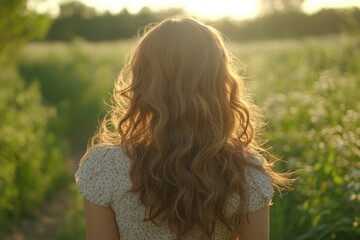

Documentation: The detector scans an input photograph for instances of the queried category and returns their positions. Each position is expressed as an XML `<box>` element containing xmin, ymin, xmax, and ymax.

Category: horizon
<box><xmin>29</xmin><ymin>0</ymin><xmax>360</xmax><ymax>20</ymax></box>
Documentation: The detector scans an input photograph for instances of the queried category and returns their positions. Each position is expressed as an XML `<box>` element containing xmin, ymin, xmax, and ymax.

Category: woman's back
<box><xmin>76</xmin><ymin>146</ymin><xmax>274</xmax><ymax>239</ymax></box>
<box><xmin>75</xmin><ymin>17</ymin><xmax>293</xmax><ymax>239</ymax></box>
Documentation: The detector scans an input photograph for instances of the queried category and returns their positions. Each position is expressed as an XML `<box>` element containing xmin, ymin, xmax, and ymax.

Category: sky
<box><xmin>31</xmin><ymin>0</ymin><xmax>360</xmax><ymax>20</ymax></box>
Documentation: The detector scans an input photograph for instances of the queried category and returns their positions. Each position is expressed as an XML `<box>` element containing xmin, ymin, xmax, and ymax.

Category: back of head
<box><xmin>122</xmin><ymin>17</ymin><xmax>253</xmax><ymax>150</ymax></box>
<box><xmin>96</xmin><ymin>17</ymin><xmax>261</xmax><ymax>239</ymax></box>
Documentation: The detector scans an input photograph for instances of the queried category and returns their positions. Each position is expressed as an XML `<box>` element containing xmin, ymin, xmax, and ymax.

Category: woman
<box><xmin>75</xmin><ymin>17</ymin><xmax>293</xmax><ymax>240</ymax></box>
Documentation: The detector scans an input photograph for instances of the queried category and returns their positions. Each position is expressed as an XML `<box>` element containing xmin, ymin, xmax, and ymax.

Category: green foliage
<box><xmin>0</xmin><ymin>66</ymin><xmax>68</xmax><ymax>236</ymax></box>
<box><xmin>55</xmin><ymin>183</ymin><xmax>86</xmax><ymax>240</ymax></box>
<box><xmin>18</xmin><ymin>41</ymin><xmax>130</xmax><ymax>152</ymax></box>
<box><xmin>0</xmin><ymin>0</ymin><xmax>70</xmax><ymax>237</ymax></box>
<box><xmin>0</xmin><ymin>0</ymin><xmax>51</xmax><ymax>59</ymax></box>
<box><xmin>231</xmin><ymin>36</ymin><xmax>360</xmax><ymax>239</ymax></box>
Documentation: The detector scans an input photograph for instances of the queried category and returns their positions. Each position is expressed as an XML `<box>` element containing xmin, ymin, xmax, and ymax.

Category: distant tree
<box><xmin>0</xmin><ymin>0</ymin><xmax>51</xmax><ymax>56</ymax></box>
<box><xmin>46</xmin><ymin>5</ymin><xmax>186</xmax><ymax>41</ymax></box>
<box><xmin>342</xmin><ymin>7</ymin><xmax>360</xmax><ymax>35</ymax></box>
<box><xmin>58</xmin><ymin>1</ymin><xmax>96</xmax><ymax>18</ymax></box>
<box><xmin>260</xmin><ymin>0</ymin><xmax>305</xmax><ymax>15</ymax></box>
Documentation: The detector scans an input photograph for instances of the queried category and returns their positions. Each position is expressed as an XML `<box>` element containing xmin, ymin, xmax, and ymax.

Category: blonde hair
<box><xmin>88</xmin><ymin>17</ymin><xmax>292</xmax><ymax>239</ymax></box>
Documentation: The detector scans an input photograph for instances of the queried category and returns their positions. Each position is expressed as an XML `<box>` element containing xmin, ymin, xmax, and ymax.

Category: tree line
<box><xmin>45</xmin><ymin>2</ymin><xmax>360</xmax><ymax>42</ymax></box>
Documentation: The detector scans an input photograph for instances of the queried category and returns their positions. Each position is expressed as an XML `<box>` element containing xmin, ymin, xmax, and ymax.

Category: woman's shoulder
<box><xmin>75</xmin><ymin>145</ymin><xmax>129</xmax><ymax>206</ymax></box>
<box><xmin>80</xmin><ymin>144</ymin><xmax>125</xmax><ymax>162</ymax></box>
<box><xmin>245</xmin><ymin>153</ymin><xmax>274</xmax><ymax>212</ymax></box>
<box><xmin>226</xmin><ymin>153</ymin><xmax>274</xmax><ymax>214</ymax></box>
<box><xmin>79</xmin><ymin>144</ymin><xmax>129</xmax><ymax>167</ymax></box>
<box><xmin>247</xmin><ymin>152</ymin><xmax>267</xmax><ymax>166</ymax></box>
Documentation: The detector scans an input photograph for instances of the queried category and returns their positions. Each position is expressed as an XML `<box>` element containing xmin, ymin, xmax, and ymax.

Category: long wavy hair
<box><xmin>88</xmin><ymin>17</ymin><xmax>292</xmax><ymax>239</ymax></box>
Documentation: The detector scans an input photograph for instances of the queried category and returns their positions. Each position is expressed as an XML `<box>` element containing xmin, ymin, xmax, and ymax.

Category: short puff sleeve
<box><xmin>75</xmin><ymin>146</ymin><xmax>115</xmax><ymax>207</ymax></box>
<box><xmin>246</xmin><ymin>154</ymin><xmax>274</xmax><ymax>212</ymax></box>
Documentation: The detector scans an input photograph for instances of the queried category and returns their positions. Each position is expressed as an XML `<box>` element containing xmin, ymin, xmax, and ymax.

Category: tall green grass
<box><xmin>231</xmin><ymin>35</ymin><xmax>360</xmax><ymax>239</ymax></box>
<box><xmin>16</xmin><ymin>35</ymin><xmax>360</xmax><ymax>239</ymax></box>
<box><xmin>0</xmin><ymin>66</ymin><xmax>68</xmax><ymax>236</ymax></box>
<box><xmin>18</xmin><ymin>40</ymin><xmax>132</xmax><ymax>153</ymax></box>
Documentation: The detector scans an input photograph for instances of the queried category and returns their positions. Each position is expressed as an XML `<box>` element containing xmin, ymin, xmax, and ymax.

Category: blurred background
<box><xmin>0</xmin><ymin>0</ymin><xmax>359</xmax><ymax>239</ymax></box>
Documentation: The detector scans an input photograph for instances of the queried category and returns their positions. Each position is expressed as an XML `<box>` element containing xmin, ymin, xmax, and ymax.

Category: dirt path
<box><xmin>5</xmin><ymin>186</ymin><xmax>73</xmax><ymax>240</ymax></box>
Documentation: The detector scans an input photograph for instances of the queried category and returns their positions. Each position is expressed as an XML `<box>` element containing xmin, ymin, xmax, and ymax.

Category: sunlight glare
<box><xmin>185</xmin><ymin>0</ymin><xmax>259</xmax><ymax>19</ymax></box>
<box><xmin>84</xmin><ymin>0</ymin><xmax>259</xmax><ymax>19</ymax></box>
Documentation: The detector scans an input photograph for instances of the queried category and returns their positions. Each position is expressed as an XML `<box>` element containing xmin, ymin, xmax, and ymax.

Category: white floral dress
<box><xmin>75</xmin><ymin>146</ymin><xmax>273</xmax><ymax>240</ymax></box>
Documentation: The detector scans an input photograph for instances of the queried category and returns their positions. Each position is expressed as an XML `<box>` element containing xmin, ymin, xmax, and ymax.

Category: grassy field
<box><xmin>10</xmin><ymin>34</ymin><xmax>360</xmax><ymax>239</ymax></box>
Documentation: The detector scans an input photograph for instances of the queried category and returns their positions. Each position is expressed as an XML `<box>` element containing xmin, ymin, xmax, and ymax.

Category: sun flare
<box><xmin>182</xmin><ymin>0</ymin><xmax>259</xmax><ymax>19</ymax></box>
<box><xmin>87</xmin><ymin>0</ymin><xmax>259</xmax><ymax>20</ymax></box>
